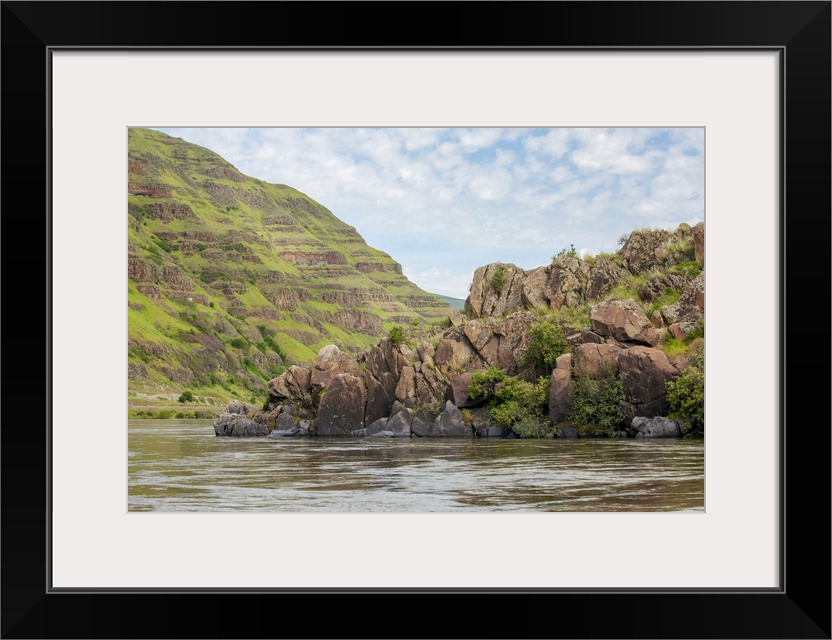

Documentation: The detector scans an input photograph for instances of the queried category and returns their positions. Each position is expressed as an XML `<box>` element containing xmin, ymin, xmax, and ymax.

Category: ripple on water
<box><xmin>128</xmin><ymin>420</ymin><xmax>704</xmax><ymax>513</ymax></box>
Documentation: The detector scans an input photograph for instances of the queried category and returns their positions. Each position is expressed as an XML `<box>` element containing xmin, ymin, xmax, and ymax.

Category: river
<box><xmin>128</xmin><ymin>419</ymin><xmax>704</xmax><ymax>512</ymax></box>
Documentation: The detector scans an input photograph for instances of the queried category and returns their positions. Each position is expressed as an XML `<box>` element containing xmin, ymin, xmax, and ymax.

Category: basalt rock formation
<box><xmin>216</xmin><ymin>222</ymin><xmax>705</xmax><ymax>438</ymax></box>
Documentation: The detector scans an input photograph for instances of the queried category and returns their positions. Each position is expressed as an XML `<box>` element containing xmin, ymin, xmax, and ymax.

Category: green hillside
<box><xmin>128</xmin><ymin>128</ymin><xmax>450</xmax><ymax>414</ymax></box>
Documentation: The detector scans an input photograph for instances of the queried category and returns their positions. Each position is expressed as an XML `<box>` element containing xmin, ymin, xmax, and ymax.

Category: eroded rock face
<box><xmin>662</xmin><ymin>272</ymin><xmax>704</xmax><ymax>325</ymax></box>
<box><xmin>618</xmin><ymin>346</ymin><xmax>677</xmax><ymax>417</ymax></box>
<box><xmin>466</xmin><ymin>263</ymin><xmax>527</xmax><ymax>318</ymax></box>
<box><xmin>310</xmin><ymin>345</ymin><xmax>362</xmax><ymax>397</ymax></box>
<box><xmin>214</xmin><ymin>413</ymin><xmax>270</xmax><ymax>437</ymax></box>
<box><xmin>431</xmin><ymin>402</ymin><xmax>473</xmax><ymax>437</ymax></box>
<box><xmin>574</xmin><ymin>343</ymin><xmax>622</xmax><ymax>377</ymax></box>
<box><xmin>548</xmin><ymin>368</ymin><xmax>574</xmax><ymax>424</ymax></box>
<box><xmin>590</xmin><ymin>299</ymin><xmax>656</xmax><ymax>345</ymax></box>
<box><xmin>316</xmin><ymin>373</ymin><xmax>367</xmax><ymax>436</ymax></box>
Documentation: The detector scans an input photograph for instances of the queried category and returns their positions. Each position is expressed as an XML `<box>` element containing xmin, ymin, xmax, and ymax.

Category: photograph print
<box><xmin>127</xmin><ymin>126</ymin><xmax>705</xmax><ymax>513</ymax></box>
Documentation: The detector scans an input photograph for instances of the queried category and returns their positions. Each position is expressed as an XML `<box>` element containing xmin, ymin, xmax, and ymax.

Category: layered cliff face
<box><xmin>128</xmin><ymin>128</ymin><xmax>449</xmax><ymax>404</ymax></box>
<box><xmin>222</xmin><ymin>223</ymin><xmax>705</xmax><ymax>438</ymax></box>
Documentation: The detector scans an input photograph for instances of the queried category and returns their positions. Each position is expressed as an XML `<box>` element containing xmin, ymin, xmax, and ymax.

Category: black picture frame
<box><xmin>2</xmin><ymin>2</ymin><xmax>829</xmax><ymax>638</ymax></box>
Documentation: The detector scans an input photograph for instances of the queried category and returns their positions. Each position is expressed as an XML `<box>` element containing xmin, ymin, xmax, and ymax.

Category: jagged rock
<box><xmin>410</xmin><ymin>416</ymin><xmax>431</xmax><ymax>437</ymax></box>
<box><xmin>417</xmin><ymin>341</ymin><xmax>436</xmax><ymax>363</ymax></box>
<box><xmin>310</xmin><ymin>345</ymin><xmax>363</xmax><ymax>396</ymax></box>
<box><xmin>227</xmin><ymin>400</ymin><xmax>247</xmax><ymax>415</ymax></box>
<box><xmin>574</xmin><ymin>343</ymin><xmax>622</xmax><ymax>377</ymax></box>
<box><xmin>316</xmin><ymin>373</ymin><xmax>367</xmax><ymax>436</ymax></box>
<box><xmin>273</xmin><ymin>410</ymin><xmax>298</xmax><ymax>431</ymax></box>
<box><xmin>545</xmin><ymin>255</ymin><xmax>583</xmax><ymax>309</ymax></box>
<box><xmin>467</xmin><ymin>263</ymin><xmax>527</xmax><ymax>318</ymax></box>
<box><xmin>548</xmin><ymin>368</ymin><xmax>574</xmax><ymax>424</ymax></box>
<box><xmin>386</xmin><ymin>411</ymin><xmax>413</xmax><ymax>437</ymax></box>
<box><xmin>556</xmin><ymin>353</ymin><xmax>572</xmax><ymax>370</ymax></box>
<box><xmin>619</xmin><ymin>228</ymin><xmax>673</xmax><ymax>273</ymax></box>
<box><xmin>448</xmin><ymin>371</ymin><xmax>478</xmax><ymax>407</ymax></box>
<box><xmin>693</xmin><ymin>222</ymin><xmax>704</xmax><ymax>267</ymax></box>
<box><xmin>394</xmin><ymin>366</ymin><xmax>418</xmax><ymax>407</ymax></box>
<box><xmin>268</xmin><ymin>366</ymin><xmax>312</xmax><ymax>405</ymax></box>
<box><xmin>618</xmin><ymin>346</ymin><xmax>677</xmax><ymax>417</ymax></box>
<box><xmin>631</xmin><ymin>416</ymin><xmax>681</xmax><ymax>438</ymax></box>
<box><xmin>590</xmin><ymin>299</ymin><xmax>656</xmax><ymax>345</ymax></box>
<box><xmin>366</xmin><ymin>417</ymin><xmax>389</xmax><ymax>435</ymax></box>
<box><xmin>434</xmin><ymin>338</ymin><xmax>476</xmax><ymax>374</ymax></box>
<box><xmin>214</xmin><ymin>413</ymin><xmax>270</xmax><ymax>437</ymax></box>
<box><xmin>580</xmin><ymin>329</ymin><xmax>604</xmax><ymax>344</ymax></box>
<box><xmin>662</xmin><ymin>273</ymin><xmax>704</xmax><ymax>325</ymax></box>
<box><xmin>422</xmin><ymin>401</ymin><xmax>473</xmax><ymax>437</ymax></box>
<box><xmin>493</xmin><ymin>312</ymin><xmax>535</xmax><ymax>372</ymax></box>
<box><xmin>364</xmin><ymin>371</ymin><xmax>396</xmax><ymax>426</ymax></box>
<box><xmin>585</xmin><ymin>256</ymin><xmax>629</xmax><ymax>302</ymax></box>
<box><xmin>521</xmin><ymin>266</ymin><xmax>551</xmax><ymax>310</ymax></box>
<box><xmin>448</xmin><ymin>309</ymin><xmax>465</xmax><ymax>328</ymax></box>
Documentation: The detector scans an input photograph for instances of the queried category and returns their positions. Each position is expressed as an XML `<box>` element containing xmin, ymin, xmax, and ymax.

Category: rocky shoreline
<box><xmin>214</xmin><ymin>223</ymin><xmax>705</xmax><ymax>440</ymax></box>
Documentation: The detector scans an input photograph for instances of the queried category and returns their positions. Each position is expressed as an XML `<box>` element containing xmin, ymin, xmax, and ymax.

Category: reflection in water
<box><xmin>128</xmin><ymin>420</ymin><xmax>704</xmax><ymax>513</ymax></box>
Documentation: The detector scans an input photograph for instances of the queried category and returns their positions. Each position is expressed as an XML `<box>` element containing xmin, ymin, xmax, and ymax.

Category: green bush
<box><xmin>467</xmin><ymin>367</ymin><xmax>506</xmax><ymax>402</ymax></box>
<box><xmin>521</xmin><ymin>317</ymin><xmax>569</xmax><ymax>373</ymax></box>
<box><xmin>666</xmin><ymin>348</ymin><xmax>704</xmax><ymax>427</ymax></box>
<box><xmin>178</xmin><ymin>390</ymin><xmax>194</xmax><ymax>403</ymax></box>
<box><xmin>490</xmin><ymin>266</ymin><xmax>506</xmax><ymax>294</ymax></box>
<box><xmin>489</xmin><ymin>376</ymin><xmax>549</xmax><ymax>428</ymax></box>
<box><xmin>229</xmin><ymin>337</ymin><xmax>247</xmax><ymax>349</ymax></box>
<box><xmin>388</xmin><ymin>325</ymin><xmax>405</xmax><ymax>347</ymax></box>
<box><xmin>572</xmin><ymin>365</ymin><xmax>627</xmax><ymax>437</ymax></box>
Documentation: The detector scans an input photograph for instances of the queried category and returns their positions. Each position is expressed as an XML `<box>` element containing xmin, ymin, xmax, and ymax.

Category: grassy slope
<box><xmin>128</xmin><ymin>128</ymin><xmax>450</xmax><ymax>414</ymax></box>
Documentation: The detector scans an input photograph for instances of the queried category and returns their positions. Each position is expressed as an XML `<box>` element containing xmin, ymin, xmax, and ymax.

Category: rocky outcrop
<box><xmin>590</xmin><ymin>299</ymin><xmax>661</xmax><ymax>346</ymax></box>
<box><xmin>317</xmin><ymin>373</ymin><xmax>367</xmax><ymax>436</ymax></box>
<box><xmin>618</xmin><ymin>346</ymin><xmax>678</xmax><ymax>417</ymax></box>
<box><xmin>210</xmin><ymin>221</ymin><xmax>704</xmax><ymax>440</ymax></box>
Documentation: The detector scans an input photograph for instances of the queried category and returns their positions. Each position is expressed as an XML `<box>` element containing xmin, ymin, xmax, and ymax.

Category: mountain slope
<box><xmin>128</xmin><ymin>128</ymin><xmax>449</xmax><ymax>408</ymax></box>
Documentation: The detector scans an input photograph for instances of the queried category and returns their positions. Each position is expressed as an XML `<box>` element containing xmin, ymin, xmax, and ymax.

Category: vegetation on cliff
<box><xmin>127</xmin><ymin>128</ymin><xmax>450</xmax><ymax>414</ymax></box>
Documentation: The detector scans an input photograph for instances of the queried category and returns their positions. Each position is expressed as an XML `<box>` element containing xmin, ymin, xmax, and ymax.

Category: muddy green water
<box><xmin>128</xmin><ymin>419</ymin><xmax>704</xmax><ymax>512</ymax></box>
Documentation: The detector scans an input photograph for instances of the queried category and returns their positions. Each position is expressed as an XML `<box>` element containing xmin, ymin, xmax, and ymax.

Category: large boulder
<box><xmin>521</xmin><ymin>266</ymin><xmax>551</xmax><ymax>311</ymax></box>
<box><xmin>548</xmin><ymin>368</ymin><xmax>574</xmax><ymax>424</ymax></box>
<box><xmin>467</xmin><ymin>263</ymin><xmax>527</xmax><ymax>318</ymax></box>
<box><xmin>590</xmin><ymin>299</ymin><xmax>657</xmax><ymax>345</ymax></box>
<box><xmin>573</xmin><ymin>343</ymin><xmax>622</xmax><ymax>377</ymax></box>
<box><xmin>448</xmin><ymin>371</ymin><xmax>479</xmax><ymax>408</ymax></box>
<box><xmin>434</xmin><ymin>338</ymin><xmax>476</xmax><ymax>374</ymax></box>
<box><xmin>631</xmin><ymin>416</ymin><xmax>681</xmax><ymax>438</ymax></box>
<box><xmin>316</xmin><ymin>373</ymin><xmax>367</xmax><ymax>436</ymax></box>
<box><xmin>414</xmin><ymin>401</ymin><xmax>473</xmax><ymax>437</ymax></box>
<box><xmin>268</xmin><ymin>365</ymin><xmax>312</xmax><ymax>405</ymax></box>
<box><xmin>618</xmin><ymin>346</ymin><xmax>677</xmax><ymax>417</ymax></box>
<box><xmin>545</xmin><ymin>255</ymin><xmax>583</xmax><ymax>309</ymax></box>
<box><xmin>310</xmin><ymin>345</ymin><xmax>363</xmax><ymax>397</ymax></box>
<box><xmin>214</xmin><ymin>413</ymin><xmax>270</xmax><ymax>437</ymax></box>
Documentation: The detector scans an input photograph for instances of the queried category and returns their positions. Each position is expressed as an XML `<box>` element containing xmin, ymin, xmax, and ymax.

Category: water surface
<box><xmin>128</xmin><ymin>419</ymin><xmax>704</xmax><ymax>512</ymax></box>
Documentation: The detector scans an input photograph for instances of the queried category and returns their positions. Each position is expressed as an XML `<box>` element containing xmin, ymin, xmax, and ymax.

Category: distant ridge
<box><xmin>432</xmin><ymin>293</ymin><xmax>465</xmax><ymax>311</ymax></box>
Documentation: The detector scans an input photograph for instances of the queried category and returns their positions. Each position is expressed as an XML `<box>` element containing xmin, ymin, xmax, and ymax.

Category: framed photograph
<box><xmin>3</xmin><ymin>2</ymin><xmax>829</xmax><ymax>638</ymax></box>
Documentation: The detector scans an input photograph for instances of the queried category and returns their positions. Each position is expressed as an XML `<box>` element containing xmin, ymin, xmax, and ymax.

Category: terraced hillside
<box><xmin>128</xmin><ymin>128</ymin><xmax>449</xmax><ymax>412</ymax></box>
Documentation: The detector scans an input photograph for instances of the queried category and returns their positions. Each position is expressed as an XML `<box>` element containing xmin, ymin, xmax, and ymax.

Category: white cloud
<box><xmin>154</xmin><ymin>126</ymin><xmax>704</xmax><ymax>300</ymax></box>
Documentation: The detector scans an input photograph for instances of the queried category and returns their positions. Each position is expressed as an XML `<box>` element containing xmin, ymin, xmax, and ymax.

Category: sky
<box><xmin>155</xmin><ymin>127</ymin><xmax>704</xmax><ymax>300</ymax></box>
